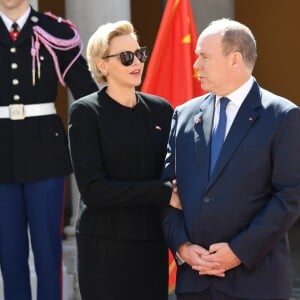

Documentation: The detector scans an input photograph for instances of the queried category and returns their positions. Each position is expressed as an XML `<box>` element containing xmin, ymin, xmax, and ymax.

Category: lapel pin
<box><xmin>248</xmin><ymin>117</ymin><xmax>253</xmax><ymax>121</ymax></box>
<box><xmin>155</xmin><ymin>125</ymin><xmax>161</xmax><ymax>130</ymax></box>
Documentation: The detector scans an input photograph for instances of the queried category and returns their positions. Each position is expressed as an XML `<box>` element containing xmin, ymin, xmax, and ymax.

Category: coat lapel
<box><xmin>206</xmin><ymin>82</ymin><xmax>262</xmax><ymax>190</ymax></box>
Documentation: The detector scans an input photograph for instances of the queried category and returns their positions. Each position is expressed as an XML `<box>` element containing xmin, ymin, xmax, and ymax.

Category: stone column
<box><xmin>64</xmin><ymin>1</ymin><xmax>131</xmax><ymax>299</ymax></box>
<box><xmin>65</xmin><ymin>0</ymin><xmax>131</xmax><ymax>55</ymax></box>
<box><xmin>190</xmin><ymin>0</ymin><xmax>234</xmax><ymax>31</ymax></box>
<box><xmin>29</xmin><ymin>0</ymin><xmax>38</xmax><ymax>9</ymax></box>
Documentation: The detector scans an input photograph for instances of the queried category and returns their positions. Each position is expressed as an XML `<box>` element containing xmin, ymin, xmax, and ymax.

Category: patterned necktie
<box><xmin>10</xmin><ymin>22</ymin><xmax>19</xmax><ymax>41</ymax></box>
<box><xmin>210</xmin><ymin>97</ymin><xmax>230</xmax><ymax>176</ymax></box>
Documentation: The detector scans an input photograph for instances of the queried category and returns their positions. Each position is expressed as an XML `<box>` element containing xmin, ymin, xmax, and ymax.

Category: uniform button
<box><xmin>13</xmin><ymin>95</ymin><xmax>20</xmax><ymax>101</ymax></box>
<box><xmin>203</xmin><ymin>197</ymin><xmax>210</xmax><ymax>203</ymax></box>
<box><xmin>10</xmin><ymin>47</ymin><xmax>17</xmax><ymax>53</ymax></box>
<box><xmin>12</xmin><ymin>79</ymin><xmax>19</xmax><ymax>85</ymax></box>
<box><xmin>31</xmin><ymin>16</ymin><xmax>39</xmax><ymax>23</ymax></box>
<box><xmin>11</xmin><ymin>63</ymin><xmax>18</xmax><ymax>69</ymax></box>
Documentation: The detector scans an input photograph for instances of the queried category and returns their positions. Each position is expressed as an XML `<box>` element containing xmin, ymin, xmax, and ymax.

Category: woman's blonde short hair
<box><xmin>87</xmin><ymin>20</ymin><xmax>137</xmax><ymax>84</ymax></box>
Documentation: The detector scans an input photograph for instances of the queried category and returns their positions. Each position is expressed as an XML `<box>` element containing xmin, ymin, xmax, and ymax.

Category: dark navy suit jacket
<box><xmin>162</xmin><ymin>81</ymin><xmax>300</xmax><ymax>298</ymax></box>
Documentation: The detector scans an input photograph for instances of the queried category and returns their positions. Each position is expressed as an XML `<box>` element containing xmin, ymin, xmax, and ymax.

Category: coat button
<box><xmin>10</xmin><ymin>47</ymin><xmax>17</xmax><ymax>53</ymax></box>
<box><xmin>11</xmin><ymin>63</ymin><xmax>18</xmax><ymax>69</ymax></box>
<box><xmin>203</xmin><ymin>197</ymin><xmax>210</xmax><ymax>203</ymax></box>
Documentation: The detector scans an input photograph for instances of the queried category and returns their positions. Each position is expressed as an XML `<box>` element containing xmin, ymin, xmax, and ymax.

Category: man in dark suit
<box><xmin>162</xmin><ymin>18</ymin><xmax>300</xmax><ymax>300</ymax></box>
<box><xmin>0</xmin><ymin>0</ymin><xmax>97</xmax><ymax>299</ymax></box>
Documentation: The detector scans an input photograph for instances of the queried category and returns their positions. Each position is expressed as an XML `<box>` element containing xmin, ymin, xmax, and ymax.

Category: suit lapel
<box><xmin>206</xmin><ymin>82</ymin><xmax>262</xmax><ymax>190</ymax></box>
<box><xmin>194</xmin><ymin>94</ymin><xmax>215</xmax><ymax>178</ymax></box>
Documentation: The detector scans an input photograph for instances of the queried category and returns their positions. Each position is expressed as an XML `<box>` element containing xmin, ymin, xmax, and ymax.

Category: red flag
<box><xmin>141</xmin><ymin>0</ymin><xmax>204</xmax><ymax>108</ymax></box>
<box><xmin>141</xmin><ymin>0</ymin><xmax>204</xmax><ymax>294</ymax></box>
<box><xmin>167</xmin><ymin>250</ymin><xmax>177</xmax><ymax>294</ymax></box>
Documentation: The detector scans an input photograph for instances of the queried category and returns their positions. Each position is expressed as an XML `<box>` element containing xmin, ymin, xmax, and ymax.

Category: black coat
<box><xmin>68</xmin><ymin>88</ymin><xmax>174</xmax><ymax>241</ymax></box>
<box><xmin>0</xmin><ymin>7</ymin><xmax>98</xmax><ymax>183</ymax></box>
<box><xmin>69</xmin><ymin>89</ymin><xmax>174</xmax><ymax>299</ymax></box>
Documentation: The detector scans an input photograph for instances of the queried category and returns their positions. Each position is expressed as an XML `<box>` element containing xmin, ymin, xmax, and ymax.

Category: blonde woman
<box><xmin>68</xmin><ymin>20</ymin><xmax>180</xmax><ymax>300</ymax></box>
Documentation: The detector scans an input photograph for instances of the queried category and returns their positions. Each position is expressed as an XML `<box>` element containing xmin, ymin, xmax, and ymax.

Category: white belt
<box><xmin>0</xmin><ymin>103</ymin><xmax>57</xmax><ymax>120</ymax></box>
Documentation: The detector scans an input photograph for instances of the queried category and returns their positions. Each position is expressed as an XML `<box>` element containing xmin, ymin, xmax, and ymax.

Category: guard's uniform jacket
<box><xmin>0</xmin><ymin>7</ymin><xmax>98</xmax><ymax>183</ymax></box>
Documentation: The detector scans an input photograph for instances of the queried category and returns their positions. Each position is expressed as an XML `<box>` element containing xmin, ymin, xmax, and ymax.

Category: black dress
<box><xmin>68</xmin><ymin>87</ymin><xmax>174</xmax><ymax>300</ymax></box>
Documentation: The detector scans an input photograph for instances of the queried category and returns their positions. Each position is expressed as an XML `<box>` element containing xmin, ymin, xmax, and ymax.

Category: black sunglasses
<box><xmin>102</xmin><ymin>46</ymin><xmax>148</xmax><ymax>66</ymax></box>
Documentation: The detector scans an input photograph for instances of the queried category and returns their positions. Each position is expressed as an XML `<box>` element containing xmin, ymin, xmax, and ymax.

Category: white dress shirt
<box><xmin>213</xmin><ymin>76</ymin><xmax>255</xmax><ymax>138</ymax></box>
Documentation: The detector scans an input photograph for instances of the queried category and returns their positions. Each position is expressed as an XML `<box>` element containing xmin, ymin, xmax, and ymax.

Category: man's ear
<box><xmin>231</xmin><ymin>51</ymin><xmax>243</xmax><ymax>70</ymax></box>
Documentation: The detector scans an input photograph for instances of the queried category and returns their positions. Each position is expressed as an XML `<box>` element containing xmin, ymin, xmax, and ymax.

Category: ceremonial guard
<box><xmin>0</xmin><ymin>0</ymin><xmax>98</xmax><ymax>299</ymax></box>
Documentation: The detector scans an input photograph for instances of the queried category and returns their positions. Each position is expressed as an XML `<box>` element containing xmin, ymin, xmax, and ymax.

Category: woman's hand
<box><xmin>169</xmin><ymin>179</ymin><xmax>182</xmax><ymax>210</ymax></box>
